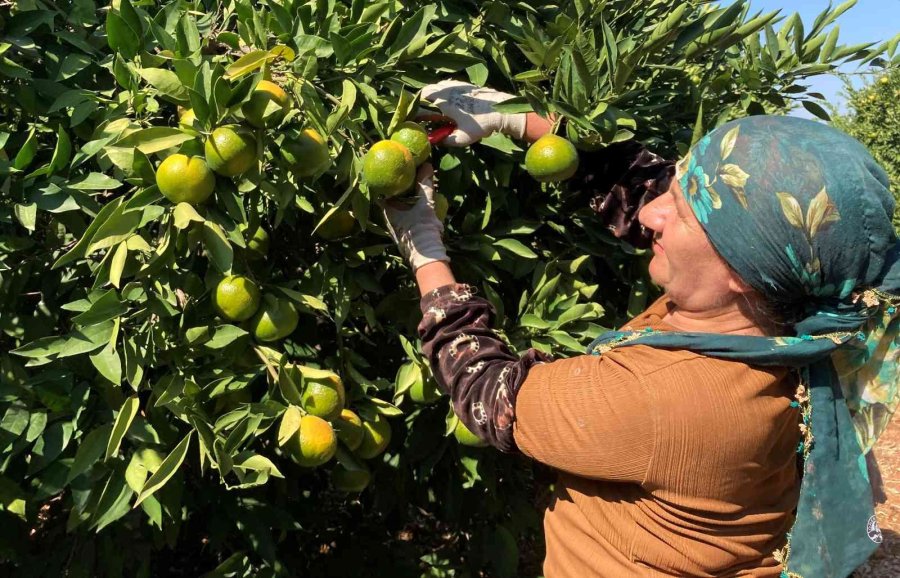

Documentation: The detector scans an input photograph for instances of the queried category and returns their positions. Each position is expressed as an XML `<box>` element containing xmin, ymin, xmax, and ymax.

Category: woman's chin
<box><xmin>647</xmin><ymin>258</ymin><xmax>666</xmax><ymax>287</ymax></box>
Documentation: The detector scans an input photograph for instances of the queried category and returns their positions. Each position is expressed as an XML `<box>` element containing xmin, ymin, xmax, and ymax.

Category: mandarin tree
<box><xmin>0</xmin><ymin>0</ymin><xmax>896</xmax><ymax>575</ymax></box>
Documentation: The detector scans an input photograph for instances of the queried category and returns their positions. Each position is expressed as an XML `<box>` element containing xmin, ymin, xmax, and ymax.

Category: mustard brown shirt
<box><xmin>418</xmin><ymin>288</ymin><xmax>801</xmax><ymax>577</ymax></box>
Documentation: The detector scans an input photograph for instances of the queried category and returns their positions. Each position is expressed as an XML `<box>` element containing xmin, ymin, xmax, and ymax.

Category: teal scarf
<box><xmin>589</xmin><ymin>116</ymin><xmax>900</xmax><ymax>577</ymax></box>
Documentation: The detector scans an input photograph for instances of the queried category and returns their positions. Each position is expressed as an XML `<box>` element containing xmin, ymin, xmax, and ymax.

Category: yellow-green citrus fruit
<box><xmin>362</xmin><ymin>140</ymin><xmax>415</xmax><ymax>199</ymax></box>
<box><xmin>205</xmin><ymin>127</ymin><xmax>257</xmax><ymax>177</ymax></box>
<box><xmin>409</xmin><ymin>377</ymin><xmax>441</xmax><ymax>404</ymax></box>
<box><xmin>354</xmin><ymin>413</ymin><xmax>392</xmax><ymax>460</ymax></box>
<box><xmin>453</xmin><ymin>419</ymin><xmax>489</xmax><ymax>447</ymax></box>
<box><xmin>390</xmin><ymin>121</ymin><xmax>431</xmax><ymax>166</ymax></box>
<box><xmin>334</xmin><ymin>409</ymin><xmax>364</xmax><ymax>451</ymax></box>
<box><xmin>240</xmin><ymin>224</ymin><xmax>270</xmax><ymax>259</ymax></box>
<box><xmin>316</xmin><ymin>210</ymin><xmax>356</xmax><ymax>240</ymax></box>
<box><xmin>287</xmin><ymin>415</ymin><xmax>337</xmax><ymax>468</ymax></box>
<box><xmin>156</xmin><ymin>154</ymin><xmax>215</xmax><ymax>205</ymax></box>
<box><xmin>880</xmin><ymin>76</ymin><xmax>890</xmax><ymax>85</ymax></box>
<box><xmin>433</xmin><ymin>193</ymin><xmax>449</xmax><ymax>223</ymax></box>
<box><xmin>249</xmin><ymin>295</ymin><xmax>299</xmax><ymax>342</ymax></box>
<box><xmin>331</xmin><ymin>464</ymin><xmax>371</xmax><ymax>492</ymax></box>
<box><xmin>300</xmin><ymin>374</ymin><xmax>346</xmax><ymax>421</ymax></box>
<box><xmin>179</xmin><ymin>108</ymin><xmax>198</xmax><ymax>131</ymax></box>
<box><xmin>525</xmin><ymin>134</ymin><xmax>579</xmax><ymax>182</ymax></box>
<box><xmin>213</xmin><ymin>275</ymin><xmax>261</xmax><ymax>322</ymax></box>
<box><xmin>281</xmin><ymin>128</ymin><xmax>331</xmax><ymax>177</ymax></box>
<box><xmin>242</xmin><ymin>80</ymin><xmax>291</xmax><ymax>128</ymax></box>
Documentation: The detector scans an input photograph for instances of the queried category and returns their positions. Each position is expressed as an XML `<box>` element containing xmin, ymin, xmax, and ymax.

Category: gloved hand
<box><xmin>383</xmin><ymin>164</ymin><xmax>449</xmax><ymax>271</ymax></box>
<box><xmin>420</xmin><ymin>80</ymin><xmax>527</xmax><ymax>146</ymax></box>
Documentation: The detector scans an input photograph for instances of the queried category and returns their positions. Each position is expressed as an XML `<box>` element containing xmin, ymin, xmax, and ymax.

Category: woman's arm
<box><xmin>417</xmin><ymin>282</ymin><xmax>552</xmax><ymax>452</ymax></box>
<box><xmin>415</xmin><ymin>261</ymin><xmax>457</xmax><ymax>297</ymax></box>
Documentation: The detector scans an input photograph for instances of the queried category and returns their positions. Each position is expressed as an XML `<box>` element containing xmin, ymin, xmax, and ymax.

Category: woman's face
<box><xmin>638</xmin><ymin>180</ymin><xmax>747</xmax><ymax>312</ymax></box>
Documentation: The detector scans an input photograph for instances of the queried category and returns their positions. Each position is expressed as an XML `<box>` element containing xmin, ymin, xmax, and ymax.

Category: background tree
<box><xmin>0</xmin><ymin>1</ymin><xmax>896</xmax><ymax>576</ymax></box>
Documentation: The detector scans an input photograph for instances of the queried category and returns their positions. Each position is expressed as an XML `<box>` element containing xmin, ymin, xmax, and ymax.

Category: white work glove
<box><xmin>420</xmin><ymin>80</ymin><xmax>527</xmax><ymax>146</ymax></box>
<box><xmin>383</xmin><ymin>164</ymin><xmax>449</xmax><ymax>272</ymax></box>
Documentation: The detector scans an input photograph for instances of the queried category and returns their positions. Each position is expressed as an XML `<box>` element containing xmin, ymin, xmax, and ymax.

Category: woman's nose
<box><xmin>638</xmin><ymin>194</ymin><xmax>672</xmax><ymax>232</ymax></box>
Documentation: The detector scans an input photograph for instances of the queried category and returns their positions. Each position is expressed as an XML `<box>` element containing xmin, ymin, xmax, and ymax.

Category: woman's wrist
<box><xmin>415</xmin><ymin>261</ymin><xmax>457</xmax><ymax>296</ymax></box>
<box><xmin>523</xmin><ymin>112</ymin><xmax>556</xmax><ymax>143</ymax></box>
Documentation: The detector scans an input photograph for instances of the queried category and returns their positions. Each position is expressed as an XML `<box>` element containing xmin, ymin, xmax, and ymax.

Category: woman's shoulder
<box><xmin>601</xmin><ymin>343</ymin><xmax>791</xmax><ymax>395</ymax></box>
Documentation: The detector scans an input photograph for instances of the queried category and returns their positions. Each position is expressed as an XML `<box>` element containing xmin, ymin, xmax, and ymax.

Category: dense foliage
<box><xmin>0</xmin><ymin>0</ymin><xmax>895</xmax><ymax>575</ymax></box>
<box><xmin>833</xmin><ymin>67</ymin><xmax>900</xmax><ymax>231</ymax></box>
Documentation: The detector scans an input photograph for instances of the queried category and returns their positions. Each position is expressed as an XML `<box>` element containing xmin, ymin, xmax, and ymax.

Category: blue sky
<box><xmin>733</xmin><ymin>0</ymin><xmax>899</xmax><ymax>115</ymax></box>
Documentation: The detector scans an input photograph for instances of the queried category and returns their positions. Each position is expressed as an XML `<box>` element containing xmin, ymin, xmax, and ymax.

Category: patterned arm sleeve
<box><xmin>417</xmin><ymin>283</ymin><xmax>552</xmax><ymax>453</ymax></box>
<box><xmin>569</xmin><ymin>141</ymin><xmax>676</xmax><ymax>249</ymax></box>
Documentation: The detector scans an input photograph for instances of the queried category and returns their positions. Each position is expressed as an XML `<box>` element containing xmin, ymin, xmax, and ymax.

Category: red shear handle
<box><xmin>428</xmin><ymin>122</ymin><xmax>457</xmax><ymax>145</ymax></box>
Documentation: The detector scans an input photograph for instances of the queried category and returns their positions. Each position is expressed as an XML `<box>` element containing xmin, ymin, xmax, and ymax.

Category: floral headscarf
<box><xmin>589</xmin><ymin>116</ymin><xmax>900</xmax><ymax>578</ymax></box>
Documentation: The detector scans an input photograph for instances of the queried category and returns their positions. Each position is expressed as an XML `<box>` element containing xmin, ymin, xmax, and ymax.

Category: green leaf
<box><xmin>14</xmin><ymin>203</ymin><xmax>37</xmax><ymax>231</ymax></box>
<box><xmin>277</xmin><ymin>363</ymin><xmax>304</xmax><ymax>406</ymax></box>
<box><xmin>139</xmin><ymin>68</ymin><xmax>189</xmax><ymax>101</ymax></box>
<box><xmin>223</xmin><ymin>50</ymin><xmax>274</xmax><ymax>79</ymax></box>
<box><xmin>72</xmin><ymin>290</ymin><xmax>128</xmax><ymax>326</ymax></box>
<box><xmin>13</xmin><ymin>129</ymin><xmax>38</xmax><ymax>170</ymax></box>
<box><xmin>57</xmin><ymin>53</ymin><xmax>92</xmax><ymax>80</ymax></box>
<box><xmin>202</xmin><ymin>221</ymin><xmax>233</xmax><ymax>273</ymax></box>
<box><xmin>519</xmin><ymin>314</ymin><xmax>551</xmax><ymax>329</ymax></box>
<box><xmin>364</xmin><ymin>397</ymin><xmax>404</xmax><ymax>417</ymax></box>
<box><xmin>68</xmin><ymin>172</ymin><xmax>124</xmax><ymax>190</ymax></box>
<box><xmin>204</xmin><ymin>325</ymin><xmax>248</xmax><ymax>349</ymax></box>
<box><xmin>548</xmin><ymin>330</ymin><xmax>584</xmax><ymax>352</ymax></box>
<box><xmin>109</xmin><ymin>241</ymin><xmax>128</xmax><ymax>289</ymax></box>
<box><xmin>87</xmin><ymin>206</ymin><xmax>143</xmax><ymax>253</ymax></box>
<box><xmin>53</xmin><ymin>198</ymin><xmax>125</xmax><ymax>268</ymax></box>
<box><xmin>479</xmin><ymin>133</ymin><xmax>522</xmax><ymax>153</ymax></box>
<box><xmin>173</xmin><ymin>202</ymin><xmax>205</xmax><ymax>229</ymax></box>
<box><xmin>89</xmin><ymin>469</ymin><xmax>134</xmax><ymax>532</ymax></box>
<box><xmin>106</xmin><ymin>396</ymin><xmax>139</xmax><ymax>461</ymax></box>
<box><xmin>29</xmin><ymin>420</ymin><xmax>75</xmax><ymax>474</ymax></box>
<box><xmin>801</xmin><ymin>100</ymin><xmax>831</xmax><ymax>121</ymax></box>
<box><xmin>388</xmin><ymin>5</ymin><xmax>437</xmax><ymax>57</ymax></box>
<box><xmin>112</xmin><ymin>128</ymin><xmax>194</xmax><ymax>155</ymax></box>
<box><xmin>67</xmin><ymin>425</ymin><xmax>114</xmax><ymax>483</ymax></box>
<box><xmin>134</xmin><ymin>432</ymin><xmax>192</xmax><ymax>508</ymax></box>
<box><xmin>277</xmin><ymin>405</ymin><xmax>302</xmax><ymax>446</ymax></box>
<box><xmin>387</xmin><ymin>89</ymin><xmax>416</xmax><ymax>136</ymax></box>
<box><xmin>494</xmin><ymin>238</ymin><xmax>537</xmax><ymax>259</ymax></box>
<box><xmin>106</xmin><ymin>2</ymin><xmax>142</xmax><ymax>59</ymax></box>
<box><xmin>48</xmin><ymin>126</ymin><xmax>72</xmax><ymax>175</ymax></box>
<box><xmin>12</xmin><ymin>320</ymin><xmax>115</xmax><ymax>360</ymax></box>
<box><xmin>90</xmin><ymin>345</ymin><xmax>123</xmax><ymax>385</ymax></box>
<box><xmin>229</xmin><ymin>451</ymin><xmax>284</xmax><ymax>488</ymax></box>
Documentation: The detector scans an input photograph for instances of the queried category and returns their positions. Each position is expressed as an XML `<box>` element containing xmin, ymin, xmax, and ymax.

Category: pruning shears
<box><xmin>416</xmin><ymin>101</ymin><xmax>457</xmax><ymax>145</ymax></box>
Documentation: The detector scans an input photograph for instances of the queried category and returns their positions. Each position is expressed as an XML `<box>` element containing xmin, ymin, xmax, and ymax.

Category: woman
<box><xmin>384</xmin><ymin>80</ymin><xmax>900</xmax><ymax>577</ymax></box>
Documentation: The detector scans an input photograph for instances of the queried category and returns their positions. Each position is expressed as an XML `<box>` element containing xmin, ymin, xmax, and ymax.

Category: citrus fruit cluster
<box><xmin>213</xmin><ymin>275</ymin><xmax>299</xmax><ymax>342</ymax></box>
<box><xmin>362</xmin><ymin>121</ymin><xmax>431</xmax><ymax>199</ymax></box>
<box><xmin>157</xmin><ymin>79</ymin><xmax>331</xmax><ymax>207</ymax></box>
<box><xmin>281</xmin><ymin>369</ymin><xmax>393</xmax><ymax>492</ymax></box>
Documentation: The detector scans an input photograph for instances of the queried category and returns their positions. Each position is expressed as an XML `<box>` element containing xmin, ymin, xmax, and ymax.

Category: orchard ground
<box><xmin>857</xmin><ymin>418</ymin><xmax>900</xmax><ymax>577</ymax></box>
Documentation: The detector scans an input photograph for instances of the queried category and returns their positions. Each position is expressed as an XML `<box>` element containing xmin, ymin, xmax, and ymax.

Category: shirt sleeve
<box><xmin>568</xmin><ymin>141</ymin><xmax>676</xmax><ymax>249</ymax></box>
<box><xmin>512</xmin><ymin>351</ymin><xmax>655</xmax><ymax>483</ymax></box>
<box><xmin>417</xmin><ymin>283</ymin><xmax>552</xmax><ymax>452</ymax></box>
